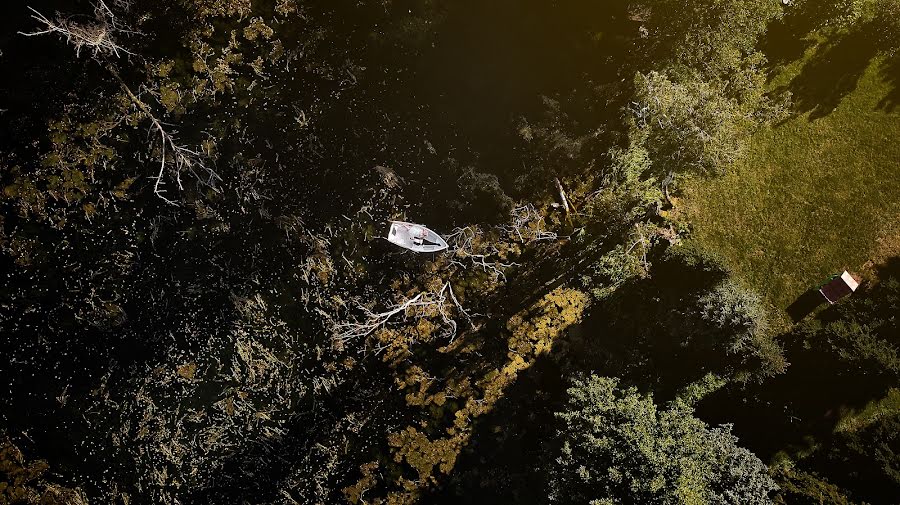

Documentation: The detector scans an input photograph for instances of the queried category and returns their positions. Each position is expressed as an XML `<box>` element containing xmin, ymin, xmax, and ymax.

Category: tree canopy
<box><xmin>549</xmin><ymin>375</ymin><xmax>777</xmax><ymax>505</ymax></box>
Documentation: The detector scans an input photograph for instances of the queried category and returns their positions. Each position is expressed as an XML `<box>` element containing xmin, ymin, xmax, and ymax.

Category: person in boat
<box><xmin>409</xmin><ymin>225</ymin><xmax>426</xmax><ymax>246</ymax></box>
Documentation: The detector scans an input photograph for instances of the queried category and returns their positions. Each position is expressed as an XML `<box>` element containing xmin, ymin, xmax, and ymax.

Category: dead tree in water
<box><xmin>112</xmin><ymin>69</ymin><xmax>222</xmax><ymax>205</ymax></box>
<box><xmin>502</xmin><ymin>204</ymin><xmax>558</xmax><ymax>243</ymax></box>
<box><xmin>445</xmin><ymin>226</ymin><xmax>518</xmax><ymax>282</ymax></box>
<box><xmin>333</xmin><ymin>282</ymin><xmax>471</xmax><ymax>345</ymax></box>
<box><xmin>21</xmin><ymin>1</ymin><xmax>221</xmax><ymax>205</ymax></box>
<box><xmin>20</xmin><ymin>1</ymin><xmax>135</xmax><ymax>58</ymax></box>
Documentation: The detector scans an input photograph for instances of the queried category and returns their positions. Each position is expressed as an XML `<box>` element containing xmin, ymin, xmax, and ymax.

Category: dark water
<box><xmin>0</xmin><ymin>0</ymin><xmax>637</xmax><ymax>499</ymax></box>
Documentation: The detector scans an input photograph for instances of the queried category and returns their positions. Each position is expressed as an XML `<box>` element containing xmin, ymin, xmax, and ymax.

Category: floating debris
<box><xmin>374</xmin><ymin>165</ymin><xmax>404</xmax><ymax>189</ymax></box>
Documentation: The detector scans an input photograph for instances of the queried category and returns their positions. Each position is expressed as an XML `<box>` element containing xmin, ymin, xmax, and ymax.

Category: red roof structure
<box><xmin>819</xmin><ymin>271</ymin><xmax>860</xmax><ymax>304</ymax></box>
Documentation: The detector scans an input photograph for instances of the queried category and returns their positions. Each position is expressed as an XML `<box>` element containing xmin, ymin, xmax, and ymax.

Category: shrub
<box><xmin>698</xmin><ymin>279</ymin><xmax>786</xmax><ymax>377</ymax></box>
<box><xmin>699</xmin><ymin>279</ymin><xmax>770</xmax><ymax>354</ymax></box>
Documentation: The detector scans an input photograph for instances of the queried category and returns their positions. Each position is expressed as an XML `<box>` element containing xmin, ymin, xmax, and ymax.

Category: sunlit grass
<box><xmin>682</xmin><ymin>50</ymin><xmax>900</xmax><ymax>312</ymax></box>
<box><xmin>835</xmin><ymin>388</ymin><xmax>900</xmax><ymax>434</ymax></box>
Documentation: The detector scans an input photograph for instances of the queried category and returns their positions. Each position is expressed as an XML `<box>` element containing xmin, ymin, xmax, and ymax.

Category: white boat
<box><xmin>386</xmin><ymin>221</ymin><xmax>448</xmax><ymax>253</ymax></box>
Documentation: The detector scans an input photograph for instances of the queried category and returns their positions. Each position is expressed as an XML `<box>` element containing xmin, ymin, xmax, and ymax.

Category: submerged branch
<box><xmin>110</xmin><ymin>69</ymin><xmax>222</xmax><ymax>205</ymax></box>
<box><xmin>332</xmin><ymin>282</ymin><xmax>471</xmax><ymax>345</ymax></box>
<box><xmin>20</xmin><ymin>1</ymin><xmax>134</xmax><ymax>59</ymax></box>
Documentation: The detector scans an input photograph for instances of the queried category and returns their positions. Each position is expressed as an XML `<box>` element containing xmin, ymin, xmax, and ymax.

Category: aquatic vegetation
<box><xmin>0</xmin><ymin>438</ymin><xmax>88</xmax><ymax>504</ymax></box>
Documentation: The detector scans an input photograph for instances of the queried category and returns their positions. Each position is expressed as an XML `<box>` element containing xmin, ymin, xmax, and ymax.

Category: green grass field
<box><xmin>683</xmin><ymin>40</ymin><xmax>900</xmax><ymax>313</ymax></box>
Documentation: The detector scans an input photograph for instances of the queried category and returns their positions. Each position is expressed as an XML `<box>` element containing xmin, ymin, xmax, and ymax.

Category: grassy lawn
<box><xmin>682</xmin><ymin>42</ymin><xmax>900</xmax><ymax>313</ymax></box>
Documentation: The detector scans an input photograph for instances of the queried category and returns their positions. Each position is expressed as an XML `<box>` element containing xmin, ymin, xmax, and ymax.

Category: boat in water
<box><xmin>386</xmin><ymin>221</ymin><xmax>449</xmax><ymax>253</ymax></box>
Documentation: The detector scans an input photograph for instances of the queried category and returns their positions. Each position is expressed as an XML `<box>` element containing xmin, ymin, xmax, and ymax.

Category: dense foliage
<box><xmin>549</xmin><ymin>375</ymin><xmax>776</xmax><ymax>505</ymax></box>
<box><xmin>625</xmin><ymin>0</ymin><xmax>787</xmax><ymax>176</ymax></box>
<box><xmin>0</xmin><ymin>438</ymin><xmax>87</xmax><ymax>504</ymax></box>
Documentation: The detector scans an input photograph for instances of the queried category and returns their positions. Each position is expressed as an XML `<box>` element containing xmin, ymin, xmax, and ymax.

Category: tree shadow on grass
<box><xmin>876</xmin><ymin>51</ymin><xmax>900</xmax><ymax>113</ymax></box>
<box><xmin>696</xmin><ymin>337</ymin><xmax>887</xmax><ymax>459</ymax></box>
<box><xmin>761</xmin><ymin>3</ymin><xmax>823</xmax><ymax>72</ymax></box>
<box><xmin>776</xmin><ymin>26</ymin><xmax>880</xmax><ymax>120</ymax></box>
<box><xmin>432</xmin><ymin>257</ymin><xmax>900</xmax><ymax>503</ymax></box>
<box><xmin>562</xmin><ymin>254</ymin><xmax>735</xmax><ymax>400</ymax></box>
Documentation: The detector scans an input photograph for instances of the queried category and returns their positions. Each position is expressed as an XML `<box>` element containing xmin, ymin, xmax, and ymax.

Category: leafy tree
<box><xmin>828</xmin><ymin>412</ymin><xmax>900</xmax><ymax>495</ymax></box>
<box><xmin>823</xmin><ymin>277</ymin><xmax>900</xmax><ymax>375</ymax></box>
<box><xmin>549</xmin><ymin>375</ymin><xmax>776</xmax><ymax>505</ymax></box>
<box><xmin>624</xmin><ymin>0</ymin><xmax>788</xmax><ymax>177</ymax></box>
<box><xmin>698</xmin><ymin>278</ymin><xmax>786</xmax><ymax>378</ymax></box>
<box><xmin>699</xmin><ymin>281</ymin><xmax>765</xmax><ymax>347</ymax></box>
<box><xmin>629</xmin><ymin>70</ymin><xmax>753</xmax><ymax>176</ymax></box>
<box><xmin>771</xmin><ymin>466</ymin><xmax>853</xmax><ymax>505</ymax></box>
<box><xmin>638</xmin><ymin>0</ymin><xmax>782</xmax><ymax>88</ymax></box>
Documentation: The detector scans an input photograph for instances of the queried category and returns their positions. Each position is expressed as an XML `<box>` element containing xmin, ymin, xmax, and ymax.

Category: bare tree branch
<box><xmin>501</xmin><ymin>204</ymin><xmax>559</xmax><ymax>243</ymax></box>
<box><xmin>20</xmin><ymin>1</ymin><xmax>135</xmax><ymax>59</ymax></box>
<box><xmin>19</xmin><ymin>2</ymin><xmax>217</xmax><ymax>205</ymax></box>
<box><xmin>445</xmin><ymin>226</ymin><xmax>518</xmax><ymax>283</ymax></box>
<box><xmin>332</xmin><ymin>282</ymin><xmax>471</xmax><ymax>345</ymax></box>
<box><xmin>110</xmin><ymin>70</ymin><xmax>222</xmax><ymax>205</ymax></box>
